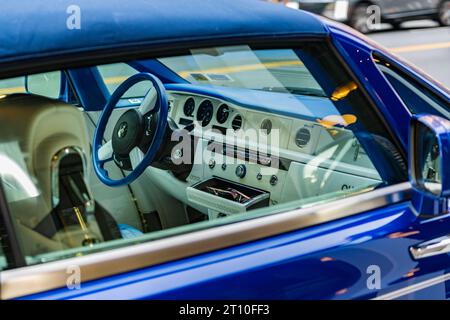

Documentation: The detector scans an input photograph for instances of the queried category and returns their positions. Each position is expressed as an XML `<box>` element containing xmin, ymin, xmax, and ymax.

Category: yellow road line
<box><xmin>178</xmin><ymin>60</ymin><xmax>303</xmax><ymax>78</ymax></box>
<box><xmin>0</xmin><ymin>87</ymin><xmax>25</xmax><ymax>94</ymax></box>
<box><xmin>103</xmin><ymin>76</ymin><xmax>128</xmax><ymax>84</ymax></box>
<box><xmin>390</xmin><ymin>41</ymin><xmax>450</xmax><ymax>53</ymax></box>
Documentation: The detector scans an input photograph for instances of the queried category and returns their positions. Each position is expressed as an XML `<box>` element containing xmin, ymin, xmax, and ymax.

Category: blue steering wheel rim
<box><xmin>93</xmin><ymin>72</ymin><xmax>168</xmax><ymax>187</ymax></box>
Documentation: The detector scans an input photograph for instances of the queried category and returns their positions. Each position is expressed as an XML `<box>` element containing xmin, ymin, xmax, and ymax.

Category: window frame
<box><xmin>372</xmin><ymin>52</ymin><xmax>450</xmax><ymax>117</ymax></box>
<box><xmin>0</xmin><ymin>36</ymin><xmax>411</xmax><ymax>298</ymax></box>
<box><xmin>0</xmin><ymin>181</ymin><xmax>411</xmax><ymax>299</ymax></box>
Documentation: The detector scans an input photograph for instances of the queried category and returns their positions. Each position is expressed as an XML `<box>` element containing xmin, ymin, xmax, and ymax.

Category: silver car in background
<box><xmin>285</xmin><ymin>0</ymin><xmax>450</xmax><ymax>33</ymax></box>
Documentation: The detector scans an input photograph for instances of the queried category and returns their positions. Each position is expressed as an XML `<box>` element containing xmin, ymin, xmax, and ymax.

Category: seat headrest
<box><xmin>0</xmin><ymin>94</ymin><xmax>91</xmax><ymax>227</ymax></box>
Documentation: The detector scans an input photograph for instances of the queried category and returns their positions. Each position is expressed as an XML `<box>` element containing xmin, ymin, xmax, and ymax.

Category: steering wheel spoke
<box><xmin>97</xmin><ymin>140</ymin><xmax>114</xmax><ymax>164</ymax></box>
<box><xmin>129</xmin><ymin>146</ymin><xmax>145</xmax><ymax>171</ymax></box>
<box><xmin>139</xmin><ymin>87</ymin><xmax>158</xmax><ymax>116</ymax></box>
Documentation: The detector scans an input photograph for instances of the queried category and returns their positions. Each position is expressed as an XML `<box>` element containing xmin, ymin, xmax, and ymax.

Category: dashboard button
<box><xmin>235</xmin><ymin>164</ymin><xmax>246</xmax><ymax>178</ymax></box>
<box><xmin>270</xmin><ymin>175</ymin><xmax>278</xmax><ymax>186</ymax></box>
<box><xmin>221</xmin><ymin>163</ymin><xmax>227</xmax><ymax>171</ymax></box>
<box><xmin>208</xmin><ymin>159</ymin><xmax>216</xmax><ymax>169</ymax></box>
<box><xmin>256</xmin><ymin>173</ymin><xmax>262</xmax><ymax>180</ymax></box>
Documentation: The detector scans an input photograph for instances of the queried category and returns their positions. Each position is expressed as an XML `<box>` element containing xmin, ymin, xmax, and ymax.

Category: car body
<box><xmin>290</xmin><ymin>0</ymin><xmax>450</xmax><ymax>32</ymax></box>
<box><xmin>0</xmin><ymin>0</ymin><xmax>449</xmax><ymax>300</ymax></box>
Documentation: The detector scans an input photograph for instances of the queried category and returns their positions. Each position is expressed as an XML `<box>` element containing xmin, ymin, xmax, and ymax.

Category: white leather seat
<box><xmin>0</xmin><ymin>93</ymin><xmax>99</xmax><ymax>255</ymax></box>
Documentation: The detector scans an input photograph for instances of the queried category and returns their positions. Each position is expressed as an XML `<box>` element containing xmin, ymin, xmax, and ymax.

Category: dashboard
<box><xmin>165</xmin><ymin>89</ymin><xmax>382</xmax><ymax>218</ymax></box>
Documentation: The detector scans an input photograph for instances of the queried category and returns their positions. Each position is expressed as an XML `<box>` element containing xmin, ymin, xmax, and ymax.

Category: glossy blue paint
<box><xmin>329</xmin><ymin>28</ymin><xmax>411</xmax><ymax>149</ymax></box>
<box><xmin>327</xmin><ymin>23</ymin><xmax>450</xmax><ymax>149</ymax></box>
<box><xmin>22</xmin><ymin>201</ymin><xmax>450</xmax><ymax>300</ymax></box>
<box><xmin>0</xmin><ymin>0</ymin><xmax>326</xmax><ymax>66</ymax></box>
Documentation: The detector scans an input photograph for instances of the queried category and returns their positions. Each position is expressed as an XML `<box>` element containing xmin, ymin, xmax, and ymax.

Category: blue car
<box><xmin>0</xmin><ymin>0</ymin><xmax>449</xmax><ymax>300</ymax></box>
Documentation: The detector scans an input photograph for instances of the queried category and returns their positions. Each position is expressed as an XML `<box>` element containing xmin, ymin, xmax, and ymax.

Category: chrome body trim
<box><xmin>372</xmin><ymin>273</ymin><xmax>450</xmax><ymax>300</ymax></box>
<box><xmin>0</xmin><ymin>182</ymin><xmax>411</xmax><ymax>299</ymax></box>
<box><xmin>410</xmin><ymin>235</ymin><xmax>450</xmax><ymax>260</ymax></box>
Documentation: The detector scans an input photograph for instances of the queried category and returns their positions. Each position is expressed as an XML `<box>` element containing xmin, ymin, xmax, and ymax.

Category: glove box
<box><xmin>186</xmin><ymin>177</ymin><xmax>270</xmax><ymax>216</ymax></box>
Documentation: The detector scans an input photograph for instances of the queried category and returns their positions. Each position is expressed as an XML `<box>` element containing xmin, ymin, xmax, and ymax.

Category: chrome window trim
<box><xmin>372</xmin><ymin>272</ymin><xmax>450</xmax><ymax>300</ymax></box>
<box><xmin>0</xmin><ymin>182</ymin><xmax>411</xmax><ymax>299</ymax></box>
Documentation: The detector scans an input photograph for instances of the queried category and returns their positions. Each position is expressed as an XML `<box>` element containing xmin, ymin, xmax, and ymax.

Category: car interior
<box><xmin>0</xmin><ymin>44</ymin><xmax>407</xmax><ymax>265</ymax></box>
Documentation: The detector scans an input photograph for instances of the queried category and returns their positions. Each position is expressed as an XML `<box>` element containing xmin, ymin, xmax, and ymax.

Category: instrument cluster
<box><xmin>175</xmin><ymin>93</ymin><xmax>244</xmax><ymax>132</ymax></box>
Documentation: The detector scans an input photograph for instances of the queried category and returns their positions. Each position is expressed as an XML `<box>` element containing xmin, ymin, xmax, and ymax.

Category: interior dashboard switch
<box><xmin>208</xmin><ymin>159</ymin><xmax>216</xmax><ymax>169</ymax></box>
<box><xmin>270</xmin><ymin>175</ymin><xmax>278</xmax><ymax>186</ymax></box>
<box><xmin>235</xmin><ymin>164</ymin><xmax>246</xmax><ymax>178</ymax></box>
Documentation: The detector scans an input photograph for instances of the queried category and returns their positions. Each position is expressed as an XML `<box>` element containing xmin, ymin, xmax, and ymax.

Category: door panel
<box><xmin>19</xmin><ymin>194</ymin><xmax>450</xmax><ymax>300</ymax></box>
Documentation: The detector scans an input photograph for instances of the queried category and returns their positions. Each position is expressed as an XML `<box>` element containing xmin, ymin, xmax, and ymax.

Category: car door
<box><xmin>12</xmin><ymin>179</ymin><xmax>449</xmax><ymax>300</ymax></box>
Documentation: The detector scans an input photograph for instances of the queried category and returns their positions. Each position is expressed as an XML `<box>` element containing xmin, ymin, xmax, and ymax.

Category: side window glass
<box><xmin>0</xmin><ymin>71</ymin><xmax>62</xmax><ymax>100</ymax></box>
<box><xmin>374</xmin><ymin>57</ymin><xmax>450</xmax><ymax>119</ymax></box>
<box><xmin>97</xmin><ymin>63</ymin><xmax>151</xmax><ymax>98</ymax></box>
<box><xmin>26</xmin><ymin>71</ymin><xmax>61</xmax><ymax>99</ymax></box>
<box><xmin>0</xmin><ymin>46</ymin><xmax>406</xmax><ymax>276</ymax></box>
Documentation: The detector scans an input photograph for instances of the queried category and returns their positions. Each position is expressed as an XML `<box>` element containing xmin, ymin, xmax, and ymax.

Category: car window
<box><xmin>0</xmin><ymin>71</ymin><xmax>62</xmax><ymax>99</ymax></box>
<box><xmin>97</xmin><ymin>63</ymin><xmax>152</xmax><ymax>98</ymax></box>
<box><xmin>374</xmin><ymin>56</ymin><xmax>450</xmax><ymax>119</ymax></box>
<box><xmin>0</xmin><ymin>43</ymin><xmax>406</xmax><ymax>269</ymax></box>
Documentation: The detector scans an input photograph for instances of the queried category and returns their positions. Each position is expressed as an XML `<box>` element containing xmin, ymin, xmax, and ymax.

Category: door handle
<box><xmin>410</xmin><ymin>235</ymin><xmax>450</xmax><ymax>260</ymax></box>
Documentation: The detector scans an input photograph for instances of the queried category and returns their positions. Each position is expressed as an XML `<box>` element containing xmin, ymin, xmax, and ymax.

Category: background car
<box><xmin>287</xmin><ymin>0</ymin><xmax>450</xmax><ymax>33</ymax></box>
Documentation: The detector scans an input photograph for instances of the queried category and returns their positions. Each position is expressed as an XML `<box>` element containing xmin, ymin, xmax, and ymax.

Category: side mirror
<box><xmin>410</xmin><ymin>114</ymin><xmax>450</xmax><ymax>215</ymax></box>
<box><xmin>25</xmin><ymin>71</ymin><xmax>61</xmax><ymax>99</ymax></box>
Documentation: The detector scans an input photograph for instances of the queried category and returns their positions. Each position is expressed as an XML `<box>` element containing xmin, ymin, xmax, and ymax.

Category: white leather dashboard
<box><xmin>162</xmin><ymin>91</ymin><xmax>382</xmax><ymax>216</ymax></box>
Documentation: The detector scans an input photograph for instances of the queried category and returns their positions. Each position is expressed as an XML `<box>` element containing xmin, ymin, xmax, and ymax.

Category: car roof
<box><xmin>0</xmin><ymin>0</ymin><xmax>328</xmax><ymax>66</ymax></box>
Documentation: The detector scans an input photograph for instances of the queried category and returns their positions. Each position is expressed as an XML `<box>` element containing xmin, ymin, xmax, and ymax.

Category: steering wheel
<box><xmin>93</xmin><ymin>72</ymin><xmax>168</xmax><ymax>187</ymax></box>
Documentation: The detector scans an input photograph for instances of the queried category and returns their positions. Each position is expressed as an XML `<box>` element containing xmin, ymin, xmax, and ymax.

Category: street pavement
<box><xmin>369</xmin><ymin>21</ymin><xmax>450</xmax><ymax>89</ymax></box>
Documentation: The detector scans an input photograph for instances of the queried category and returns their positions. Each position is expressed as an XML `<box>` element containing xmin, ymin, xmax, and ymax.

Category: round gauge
<box><xmin>295</xmin><ymin>127</ymin><xmax>311</xmax><ymax>148</ymax></box>
<box><xmin>260</xmin><ymin>119</ymin><xmax>272</xmax><ymax>135</ymax></box>
<box><xmin>196</xmin><ymin>100</ymin><xmax>214</xmax><ymax>127</ymax></box>
<box><xmin>183</xmin><ymin>97</ymin><xmax>195</xmax><ymax>117</ymax></box>
<box><xmin>216</xmin><ymin>104</ymin><xmax>230</xmax><ymax>124</ymax></box>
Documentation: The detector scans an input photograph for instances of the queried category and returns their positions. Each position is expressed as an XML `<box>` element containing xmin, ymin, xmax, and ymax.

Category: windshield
<box><xmin>159</xmin><ymin>46</ymin><xmax>326</xmax><ymax>96</ymax></box>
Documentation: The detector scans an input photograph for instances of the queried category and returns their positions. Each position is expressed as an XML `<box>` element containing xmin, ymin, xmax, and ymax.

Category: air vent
<box><xmin>295</xmin><ymin>127</ymin><xmax>311</xmax><ymax>148</ymax></box>
<box><xmin>231</xmin><ymin>115</ymin><xmax>242</xmax><ymax>131</ymax></box>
